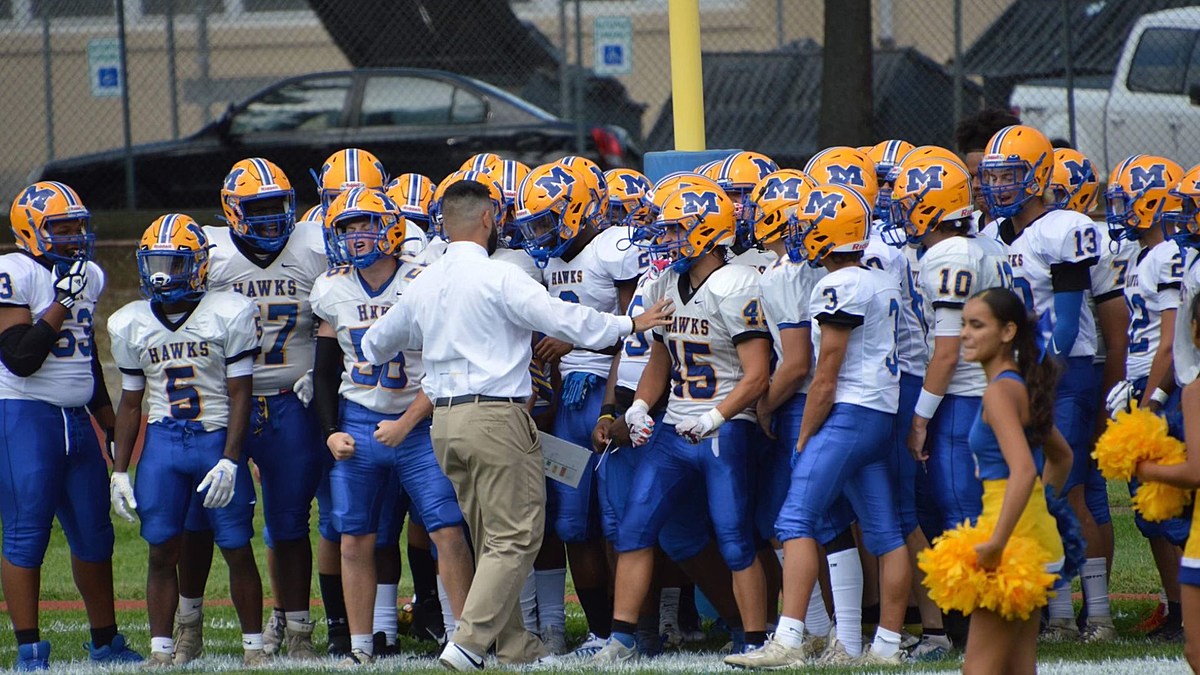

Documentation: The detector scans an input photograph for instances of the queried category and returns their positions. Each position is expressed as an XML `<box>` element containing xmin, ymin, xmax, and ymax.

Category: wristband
<box><xmin>600</xmin><ymin>403</ymin><xmax>617</xmax><ymax>417</ymax></box>
<box><xmin>914</xmin><ymin>388</ymin><xmax>944</xmax><ymax>419</ymax></box>
<box><xmin>706</xmin><ymin>408</ymin><xmax>726</xmax><ymax>427</ymax></box>
<box><xmin>1151</xmin><ymin>388</ymin><xmax>1170</xmax><ymax>405</ymax></box>
<box><xmin>324</xmin><ymin>426</ymin><xmax>341</xmax><ymax>441</ymax></box>
<box><xmin>597</xmin><ymin>414</ymin><xmax>616</xmax><ymax>423</ymax></box>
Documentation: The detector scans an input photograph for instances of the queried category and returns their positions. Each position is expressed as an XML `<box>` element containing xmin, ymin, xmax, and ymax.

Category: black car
<box><xmin>33</xmin><ymin>68</ymin><xmax>641</xmax><ymax>210</ymax></box>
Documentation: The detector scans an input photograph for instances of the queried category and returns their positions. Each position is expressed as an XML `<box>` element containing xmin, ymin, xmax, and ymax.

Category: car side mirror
<box><xmin>1189</xmin><ymin>83</ymin><xmax>1200</xmax><ymax>106</ymax></box>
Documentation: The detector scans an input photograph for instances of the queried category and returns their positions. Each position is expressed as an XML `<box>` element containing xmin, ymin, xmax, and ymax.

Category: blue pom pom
<box><xmin>1045</xmin><ymin>484</ymin><xmax>1086</xmax><ymax>581</ymax></box>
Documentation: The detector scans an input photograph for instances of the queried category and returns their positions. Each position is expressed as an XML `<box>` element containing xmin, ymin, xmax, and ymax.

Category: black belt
<box><xmin>433</xmin><ymin>395</ymin><xmax>526</xmax><ymax>407</ymax></box>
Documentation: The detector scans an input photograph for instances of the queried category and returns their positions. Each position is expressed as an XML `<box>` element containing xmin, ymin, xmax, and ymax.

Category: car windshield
<box><xmin>461</xmin><ymin>76</ymin><xmax>559</xmax><ymax>122</ymax></box>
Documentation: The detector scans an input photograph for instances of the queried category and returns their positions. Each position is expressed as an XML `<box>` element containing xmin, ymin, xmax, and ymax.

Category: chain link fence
<box><xmin>2</xmin><ymin>0</ymin><xmax>1200</xmax><ymax>214</ymax></box>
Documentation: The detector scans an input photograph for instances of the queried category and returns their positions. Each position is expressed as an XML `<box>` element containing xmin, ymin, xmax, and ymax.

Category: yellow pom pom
<box><xmin>919</xmin><ymin>520</ymin><xmax>1056</xmax><ymax>620</ymax></box>
<box><xmin>1092</xmin><ymin>402</ymin><xmax>1184</xmax><ymax>481</ymax></box>
<box><xmin>1131</xmin><ymin>449</ymin><xmax>1193</xmax><ymax>522</ymax></box>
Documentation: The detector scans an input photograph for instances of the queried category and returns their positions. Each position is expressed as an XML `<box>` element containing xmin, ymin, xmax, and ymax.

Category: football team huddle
<box><xmin>4</xmin><ymin>106</ymin><xmax>1200</xmax><ymax>672</ymax></box>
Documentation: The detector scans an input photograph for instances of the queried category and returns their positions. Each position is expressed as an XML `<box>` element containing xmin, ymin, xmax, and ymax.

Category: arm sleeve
<box><xmin>761</xmin><ymin>267</ymin><xmax>806</xmax><ymax>331</ymax></box>
<box><xmin>503</xmin><ymin>268</ymin><xmax>633</xmax><ymax>350</ymax></box>
<box><xmin>107</xmin><ymin>314</ymin><xmax>144</xmax><ymax>376</ymax></box>
<box><xmin>717</xmin><ymin>275</ymin><xmax>771</xmax><ymax>344</ymax></box>
<box><xmin>313</xmin><ymin>335</ymin><xmax>343</xmax><ymax>438</ymax></box>
<box><xmin>1050</xmin><ymin>290</ymin><xmax>1084</xmax><ymax>357</ymax></box>
<box><xmin>87</xmin><ymin>347</ymin><xmax>112</xmax><ymax>413</ymax></box>
<box><xmin>933</xmin><ymin>305</ymin><xmax>964</xmax><ymax>337</ymax></box>
<box><xmin>225</xmin><ymin>354</ymin><xmax>255</xmax><ymax>378</ymax></box>
<box><xmin>225</xmin><ymin>301</ymin><xmax>263</xmax><ymax>364</ymax></box>
<box><xmin>361</xmin><ymin>293</ymin><xmax>420</xmax><ymax>365</ymax></box>
<box><xmin>0</xmin><ymin>320</ymin><xmax>61</xmax><ymax>377</ymax></box>
<box><xmin>811</xmin><ymin>274</ymin><xmax>868</xmax><ymax>327</ymax></box>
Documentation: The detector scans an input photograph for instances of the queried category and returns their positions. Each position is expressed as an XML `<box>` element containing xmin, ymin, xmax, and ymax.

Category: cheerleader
<box><xmin>1135</xmin><ymin>292</ymin><xmax>1200</xmax><ymax>673</ymax></box>
<box><xmin>958</xmin><ymin>287</ymin><xmax>1072</xmax><ymax>673</ymax></box>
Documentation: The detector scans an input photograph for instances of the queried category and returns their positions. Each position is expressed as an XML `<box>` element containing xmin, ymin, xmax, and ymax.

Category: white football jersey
<box><xmin>643</xmin><ymin>264</ymin><xmax>770</xmax><ymax>425</ymax></box>
<box><xmin>810</xmin><ymin>266</ymin><xmax>901</xmax><ymax>413</ymax></box>
<box><xmin>1175</xmin><ymin>248</ymin><xmax>1200</xmax><ymax>385</ymax></box>
<box><xmin>0</xmin><ymin>253</ymin><xmax>103</xmax><ymax>408</ymax></box>
<box><xmin>301</xmin><ymin>204</ymin><xmax>426</xmax><ymax>260</ymax></box>
<box><xmin>309</xmin><ymin>262</ymin><xmax>426</xmax><ymax>415</ymax></box>
<box><xmin>919</xmin><ymin>234</ymin><xmax>1013</xmax><ymax>396</ymax></box>
<box><xmin>205</xmin><ymin>222</ymin><xmax>327</xmax><ymax>396</ymax></box>
<box><xmin>414</xmin><ymin>240</ymin><xmax>541</xmax><ymax>282</ymax></box>
<box><xmin>760</xmin><ymin>255</ymin><xmax>826</xmax><ymax>394</ymax></box>
<box><xmin>1125</xmin><ymin>240</ymin><xmax>1185</xmax><ymax>380</ymax></box>
<box><xmin>108</xmin><ymin>291</ymin><xmax>262</xmax><ymax>431</ymax></box>
<box><xmin>616</xmin><ymin>268</ymin><xmax>660</xmax><ymax>392</ymax></box>
<box><xmin>727</xmin><ymin>248</ymin><xmax>777</xmax><ymax>273</ymax></box>
<box><xmin>1001</xmin><ymin>210</ymin><xmax>1100</xmax><ymax>358</ymax></box>
<box><xmin>541</xmin><ymin>226</ymin><xmax>646</xmax><ymax>378</ymax></box>
<box><xmin>863</xmin><ymin>236</ymin><xmax>928</xmax><ymax>376</ymax></box>
<box><xmin>1089</xmin><ymin>225</ymin><xmax>1136</xmax><ymax>365</ymax></box>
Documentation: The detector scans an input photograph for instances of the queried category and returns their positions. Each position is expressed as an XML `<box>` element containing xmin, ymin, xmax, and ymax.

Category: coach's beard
<box><xmin>486</xmin><ymin>224</ymin><xmax>500</xmax><ymax>256</ymax></box>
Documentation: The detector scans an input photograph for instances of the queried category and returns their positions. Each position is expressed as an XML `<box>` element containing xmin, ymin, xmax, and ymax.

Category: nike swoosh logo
<box><xmin>280</xmin><ymin>263</ymin><xmax>298</xmax><ymax>269</ymax></box>
<box><xmin>454</xmin><ymin>644</ymin><xmax>484</xmax><ymax>669</ymax></box>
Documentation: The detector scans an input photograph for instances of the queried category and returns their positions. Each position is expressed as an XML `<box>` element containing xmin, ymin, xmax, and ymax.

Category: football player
<box><xmin>954</xmin><ymin>108</ymin><xmax>1022</xmax><ymax>236</ymax></box>
<box><xmin>108</xmin><ymin>215</ymin><xmax>264</xmax><ymax>667</ymax></box>
<box><xmin>979</xmin><ymin>125</ymin><xmax>1102</xmax><ymax>641</ymax></box>
<box><xmin>514</xmin><ymin>161</ymin><xmax>645</xmax><ymax>652</ymax></box>
<box><xmin>310</xmin><ymin>188</ymin><xmax>473</xmax><ymax>667</ymax></box>
<box><xmin>703</xmin><ymin>151</ymin><xmax>779</xmax><ymax>271</ymax></box>
<box><xmin>1172</xmin><ymin>163</ymin><xmax>1200</xmax><ymax>392</ymax></box>
<box><xmin>0</xmin><ymin>182</ymin><xmax>142</xmax><ymax>669</ymax></box>
<box><xmin>594</xmin><ymin>184</ymin><xmax>771</xmax><ymax>663</ymax></box>
<box><xmin>1101</xmin><ymin>155</ymin><xmax>1190</xmax><ymax>643</ymax></box>
<box><xmin>726</xmin><ymin>184</ymin><xmax>909</xmax><ymax>669</ymax></box>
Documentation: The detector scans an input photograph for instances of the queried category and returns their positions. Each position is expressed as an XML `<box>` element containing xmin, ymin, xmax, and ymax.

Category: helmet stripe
<box><xmin>884</xmin><ymin>141</ymin><xmax>901</xmax><ymax>165</ymax></box>
<box><xmin>346</xmin><ymin>150</ymin><xmax>358</xmax><ymax>184</ymax></box>
<box><xmin>249</xmin><ymin>158</ymin><xmax>273</xmax><ymax>185</ymax></box>
<box><xmin>408</xmin><ymin>173</ymin><xmax>420</xmax><ymax>207</ymax></box>
<box><xmin>46</xmin><ymin>181</ymin><xmax>78</xmax><ymax>207</ymax></box>
<box><xmin>159</xmin><ymin>214</ymin><xmax>177</xmax><ymax>245</ymax></box>
<box><xmin>988</xmin><ymin>127</ymin><xmax>1013</xmax><ymax>155</ymax></box>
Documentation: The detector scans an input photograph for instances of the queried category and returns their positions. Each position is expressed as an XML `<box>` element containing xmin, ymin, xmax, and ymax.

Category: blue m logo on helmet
<box><xmin>18</xmin><ymin>185</ymin><xmax>57</xmax><ymax>212</ymax></box>
<box><xmin>1064</xmin><ymin>159</ymin><xmax>1093</xmax><ymax>186</ymax></box>
<box><xmin>1129</xmin><ymin>164</ymin><xmax>1167</xmax><ymax>192</ymax></box>
<box><xmin>906</xmin><ymin>165</ymin><xmax>945</xmax><ymax>192</ymax></box>
<box><xmin>757</xmin><ymin>177</ymin><xmax>804</xmax><ymax>201</ymax></box>
<box><xmin>804</xmin><ymin>190</ymin><xmax>842</xmax><ymax>219</ymax></box>
<box><xmin>533</xmin><ymin>166</ymin><xmax>576</xmax><ymax>199</ymax></box>
<box><xmin>827</xmin><ymin>164</ymin><xmax>864</xmax><ymax>187</ymax></box>
<box><xmin>681</xmin><ymin>190</ymin><xmax>719</xmax><ymax>215</ymax></box>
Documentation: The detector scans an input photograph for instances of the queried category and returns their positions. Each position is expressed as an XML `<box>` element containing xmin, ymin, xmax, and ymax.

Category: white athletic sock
<box><xmin>804</xmin><ymin>583</ymin><xmax>832</xmax><ymax>637</ymax></box>
<box><xmin>1082</xmin><ymin>558</ymin><xmax>1110</xmax><ymax>619</ymax></box>
<box><xmin>1048</xmin><ymin>578</ymin><xmax>1074</xmax><ymax>619</ymax></box>
<box><xmin>659</xmin><ymin>587</ymin><xmax>681</xmax><ymax>631</ymax></box>
<box><xmin>177</xmin><ymin>596</ymin><xmax>203</xmax><ymax>622</ymax></box>
<box><xmin>150</xmin><ymin>637</ymin><xmax>175</xmax><ymax>655</ymax></box>
<box><xmin>871</xmin><ymin>626</ymin><xmax>901</xmax><ymax>658</ymax></box>
<box><xmin>374</xmin><ymin>584</ymin><xmax>398</xmax><ymax>644</ymax></box>
<box><xmin>520</xmin><ymin>570</ymin><xmax>539</xmax><ymax>632</ymax></box>
<box><xmin>350</xmin><ymin>633</ymin><xmax>373</xmax><ymax>656</ymax></box>
<box><xmin>436</xmin><ymin>575</ymin><xmax>457</xmax><ymax>639</ymax></box>
<box><xmin>827</xmin><ymin>548</ymin><xmax>864</xmax><ymax>657</ymax></box>
<box><xmin>242</xmin><ymin>633</ymin><xmax>263</xmax><ymax>651</ymax></box>
<box><xmin>775</xmin><ymin>616</ymin><xmax>805</xmax><ymax>649</ymax></box>
<box><xmin>284</xmin><ymin>610</ymin><xmax>310</xmax><ymax>625</ymax></box>
<box><xmin>535</xmin><ymin>568</ymin><xmax>567</xmax><ymax>631</ymax></box>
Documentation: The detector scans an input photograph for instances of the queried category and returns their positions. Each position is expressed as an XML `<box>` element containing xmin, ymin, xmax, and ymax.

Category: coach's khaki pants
<box><xmin>431</xmin><ymin>401</ymin><xmax>548</xmax><ymax>664</ymax></box>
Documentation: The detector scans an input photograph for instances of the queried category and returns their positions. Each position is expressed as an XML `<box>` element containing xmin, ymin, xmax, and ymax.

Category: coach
<box><xmin>361</xmin><ymin>180</ymin><xmax>673</xmax><ymax>669</ymax></box>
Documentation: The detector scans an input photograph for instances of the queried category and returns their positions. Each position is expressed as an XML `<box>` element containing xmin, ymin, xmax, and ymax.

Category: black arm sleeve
<box><xmin>313</xmin><ymin>336</ymin><xmax>344</xmax><ymax>441</ymax></box>
<box><xmin>87</xmin><ymin>347</ymin><xmax>112</xmax><ymax>414</ymax></box>
<box><xmin>0</xmin><ymin>320</ymin><xmax>61</xmax><ymax>377</ymax></box>
<box><xmin>1050</xmin><ymin>259</ymin><xmax>1096</xmax><ymax>293</ymax></box>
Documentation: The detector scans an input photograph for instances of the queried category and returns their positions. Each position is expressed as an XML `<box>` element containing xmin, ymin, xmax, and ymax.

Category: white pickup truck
<box><xmin>1011</xmin><ymin>7</ymin><xmax>1200</xmax><ymax>177</ymax></box>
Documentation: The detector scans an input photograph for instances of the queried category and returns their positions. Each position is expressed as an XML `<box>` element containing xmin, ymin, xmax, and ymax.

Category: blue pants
<box><xmin>598</xmin><ymin>416</ymin><xmax>710</xmax><ymax>563</ymax></box>
<box><xmin>888</xmin><ymin>373</ymin><xmax>922</xmax><ymax>536</ymax></box>
<box><xmin>245</xmin><ymin>393</ymin><xmax>325</xmax><ymax>546</ymax></box>
<box><xmin>0</xmin><ymin>400</ymin><xmax>113</xmax><ymax>567</ymax></box>
<box><xmin>1084</xmin><ymin>364</ymin><xmax>1112</xmax><ymax>526</ymax></box>
<box><xmin>776</xmin><ymin>404</ymin><xmax>904</xmax><ymax>556</ymax></box>
<box><xmin>137</xmin><ymin>420</ymin><xmax>255</xmax><ymax>549</ymax></box>
<box><xmin>1060</xmin><ymin>356</ymin><xmax>1101</xmax><ymax>494</ymax></box>
<box><xmin>616</xmin><ymin>420</ymin><xmax>758</xmax><ymax>571</ymax></box>
<box><xmin>330</xmin><ymin>401</ymin><xmax>462</xmax><ymax>537</ymax></box>
<box><xmin>919</xmin><ymin>394</ymin><xmax>984</xmax><ymax>536</ymax></box>
<box><xmin>547</xmin><ymin>377</ymin><xmax>605</xmax><ymax>543</ymax></box>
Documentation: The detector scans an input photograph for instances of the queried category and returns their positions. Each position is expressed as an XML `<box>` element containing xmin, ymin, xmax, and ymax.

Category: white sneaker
<box><xmin>858</xmin><ymin>644</ymin><xmax>906</xmax><ymax>665</ymax></box>
<box><xmin>336</xmin><ymin>648</ymin><xmax>373</xmax><ymax>669</ymax></box>
<box><xmin>570</xmin><ymin>632</ymin><xmax>607</xmax><ymax>658</ymax></box>
<box><xmin>589</xmin><ymin>638</ymin><xmax>637</xmax><ymax>664</ymax></box>
<box><xmin>262</xmin><ymin>613</ymin><xmax>285</xmax><ymax>656</ymax></box>
<box><xmin>439</xmin><ymin>641</ymin><xmax>486</xmax><ymax>671</ymax></box>
<box><xmin>722</xmin><ymin>636</ymin><xmax>807</xmax><ymax>669</ymax></box>
<box><xmin>815</xmin><ymin>635</ymin><xmax>857</xmax><ymax>665</ymax></box>
<box><xmin>660</xmin><ymin>622</ymin><xmax>685</xmax><ymax>650</ymax></box>
<box><xmin>539</xmin><ymin>624</ymin><xmax>567</xmax><ymax>656</ymax></box>
<box><xmin>172</xmin><ymin>613</ymin><xmax>203</xmax><ymax>666</ymax></box>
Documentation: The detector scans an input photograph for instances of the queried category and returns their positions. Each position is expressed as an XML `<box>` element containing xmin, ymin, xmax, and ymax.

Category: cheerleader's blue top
<box><xmin>969</xmin><ymin>370</ymin><xmax>1046</xmax><ymax>480</ymax></box>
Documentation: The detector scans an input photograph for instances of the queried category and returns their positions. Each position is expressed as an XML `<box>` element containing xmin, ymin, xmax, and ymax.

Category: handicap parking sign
<box><xmin>594</xmin><ymin>17</ymin><xmax>632</xmax><ymax>76</ymax></box>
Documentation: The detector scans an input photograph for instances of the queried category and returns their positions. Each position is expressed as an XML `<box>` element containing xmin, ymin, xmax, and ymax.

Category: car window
<box><xmin>1127</xmin><ymin>28</ymin><xmax>1197</xmax><ymax>95</ymax></box>
<box><xmin>1185</xmin><ymin>33</ymin><xmax>1200</xmax><ymax>96</ymax></box>
<box><xmin>360</xmin><ymin>76</ymin><xmax>485</xmax><ymax>126</ymax></box>
<box><xmin>229</xmin><ymin>76</ymin><xmax>351</xmax><ymax>135</ymax></box>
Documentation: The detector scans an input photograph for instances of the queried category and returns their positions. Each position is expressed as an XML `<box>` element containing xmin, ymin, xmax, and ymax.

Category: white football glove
<box><xmin>675</xmin><ymin>408</ymin><xmax>726</xmax><ymax>444</ymax></box>
<box><xmin>109</xmin><ymin>471</ymin><xmax>137</xmax><ymax>523</ymax></box>
<box><xmin>1105</xmin><ymin>379</ymin><xmax>1134</xmax><ymax>418</ymax></box>
<box><xmin>293</xmin><ymin>369</ymin><xmax>314</xmax><ymax>407</ymax></box>
<box><xmin>53</xmin><ymin>258</ymin><xmax>88</xmax><ymax>309</ymax></box>
<box><xmin>624</xmin><ymin>399</ymin><xmax>655</xmax><ymax>447</ymax></box>
<box><xmin>197</xmin><ymin>458</ymin><xmax>238</xmax><ymax>509</ymax></box>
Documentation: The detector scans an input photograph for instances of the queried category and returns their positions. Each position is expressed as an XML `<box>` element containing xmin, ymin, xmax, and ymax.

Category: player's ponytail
<box><xmin>977</xmin><ymin>287</ymin><xmax>1060</xmax><ymax>447</ymax></box>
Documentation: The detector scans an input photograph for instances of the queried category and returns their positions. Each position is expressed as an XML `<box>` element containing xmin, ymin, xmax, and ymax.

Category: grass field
<box><xmin>0</xmin><ymin>479</ymin><xmax>1190</xmax><ymax>672</ymax></box>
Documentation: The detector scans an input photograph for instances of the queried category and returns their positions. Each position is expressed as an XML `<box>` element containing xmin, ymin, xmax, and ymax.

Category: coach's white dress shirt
<box><xmin>361</xmin><ymin>241</ymin><xmax>634</xmax><ymax>399</ymax></box>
